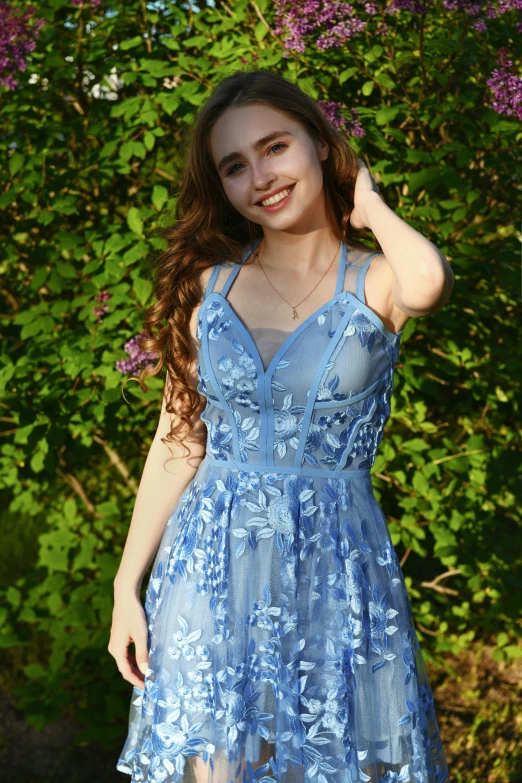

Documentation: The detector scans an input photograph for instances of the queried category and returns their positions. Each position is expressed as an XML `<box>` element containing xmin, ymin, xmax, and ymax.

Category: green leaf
<box><xmin>254</xmin><ymin>21</ymin><xmax>268</xmax><ymax>41</ymax></box>
<box><xmin>143</xmin><ymin>131</ymin><xmax>156</xmax><ymax>151</ymax></box>
<box><xmin>375</xmin><ymin>106</ymin><xmax>401</xmax><ymax>126</ymax></box>
<box><xmin>156</xmin><ymin>92</ymin><xmax>180</xmax><ymax>115</ymax></box>
<box><xmin>133</xmin><ymin>276</ymin><xmax>153</xmax><ymax>306</ymax></box>
<box><xmin>38</xmin><ymin>530</ymin><xmax>78</xmax><ymax>572</ymax></box>
<box><xmin>55</xmin><ymin>260</ymin><xmax>77</xmax><ymax>279</ymax></box>
<box><xmin>408</xmin><ymin>166</ymin><xmax>442</xmax><ymax>195</ymax></box>
<box><xmin>127</xmin><ymin>207</ymin><xmax>144</xmax><ymax>237</ymax></box>
<box><xmin>374</xmin><ymin>72</ymin><xmax>396</xmax><ymax>90</ymax></box>
<box><xmin>139</xmin><ymin>59</ymin><xmax>175</xmax><ymax>78</ymax></box>
<box><xmin>123</xmin><ymin>240</ymin><xmax>149</xmax><ymax>266</ymax></box>
<box><xmin>100</xmin><ymin>140</ymin><xmax>118</xmax><ymax>159</ymax></box>
<box><xmin>152</xmin><ymin>184</ymin><xmax>169</xmax><ymax>211</ymax></box>
<box><xmin>405</xmin><ymin>150</ymin><xmax>433</xmax><ymax>163</ymax></box>
<box><xmin>296</xmin><ymin>77</ymin><xmax>319</xmax><ymax>99</ymax></box>
<box><xmin>23</xmin><ymin>664</ymin><xmax>47</xmax><ymax>679</ymax></box>
<box><xmin>9</xmin><ymin>152</ymin><xmax>25</xmax><ymax>176</ymax></box>
<box><xmin>184</xmin><ymin>35</ymin><xmax>210</xmax><ymax>47</ymax></box>
<box><xmin>120</xmin><ymin>35</ymin><xmax>144</xmax><ymax>50</ymax></box>
<box><xmin>361</xmin><ymin>81</ymin><xmax>374</xmax><ymax>96</ymax></box>
<box><xmin>339</xmin><ymin>67</ymin><xmax>359</xmax><ymax>85</ymax></box>
<box><xmin>131</xmin><ymin>140</ymin><xmax>147</xmax><ymax>159</ymax></box>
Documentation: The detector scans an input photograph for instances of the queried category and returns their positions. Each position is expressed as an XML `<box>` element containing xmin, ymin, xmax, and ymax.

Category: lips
<box><xmin>255</xmin><ymin>183</ymin><xmax>295</xmax><ymax>205</ymax></box>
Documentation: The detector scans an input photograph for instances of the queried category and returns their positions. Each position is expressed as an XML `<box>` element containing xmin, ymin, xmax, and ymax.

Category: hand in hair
<box><xmin>349</xmin><ymin>157</ymin><xmax>384</xmax><ymax>230</ymax></box>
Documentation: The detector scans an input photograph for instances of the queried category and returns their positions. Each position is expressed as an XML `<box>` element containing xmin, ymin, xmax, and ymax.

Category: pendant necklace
<box><xmin>254</xmin><ymin>239</ymin><xmax>341</xmax><ymax>320</ymax></box>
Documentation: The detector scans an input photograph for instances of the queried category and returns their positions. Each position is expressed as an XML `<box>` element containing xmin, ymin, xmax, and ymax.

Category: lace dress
<box><xmin>117</xmin><ymin>238</ymin><xmax>450</xmax><ymax>783</ymax></box>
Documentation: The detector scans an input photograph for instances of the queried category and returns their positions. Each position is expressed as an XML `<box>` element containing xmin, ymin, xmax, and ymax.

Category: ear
<box><xmin>318</xmin><ymin>139</ymin><xmax>329</xmax><ymax>161</ymax></box>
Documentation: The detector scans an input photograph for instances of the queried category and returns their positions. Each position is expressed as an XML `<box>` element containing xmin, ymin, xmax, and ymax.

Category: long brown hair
<box><xmin>129</xmin><ymin>68</ymin><xmax>381</xmax><ymax>466</ymax></box>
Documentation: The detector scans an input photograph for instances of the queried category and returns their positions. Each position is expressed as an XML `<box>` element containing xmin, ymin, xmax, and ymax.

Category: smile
<box><xmin>256</xmin><ymin>184</ymin><xmax>296</xmax><ymax>211</ymax></box>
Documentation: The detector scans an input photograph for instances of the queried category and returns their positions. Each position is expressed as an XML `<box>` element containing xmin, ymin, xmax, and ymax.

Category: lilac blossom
<box><xmin>318</xmin><ymin>100</ymin><xmax>365</xmax><ymax>137</ymax></box>
<box><xmin>386</xmin><ymin>0</ymin><xmax>430</xmax><ymax>14</ymax></box>
<box><xmin>116</xmin><ymin>332</ymin><xmax>158</xmax><ymax>375</ymax></box>
<box><xmin>93</xmin><ymin>291</ymin><xmax>110</xmax><ymax>323</ymax></box>
<box><xmin>71</xmin><ymin>0</ymin><xmax>101</xmax><ymax>9</ymax></box>
<box><xmin>0</xmin><ymin>3</ymin><xmax>45</xmax><ymax>90</ymax></box>
<box><xmin>375</xmin><ymin>20</ymin><xmax>390</xmax><ymax>34</ymax></box>
<box><xmin>273</xmin><ymin>1</ymin><xmax>369</xmax><ymax>54</ymax></box>
<box><xmin>442</xmin><ymin>0</ymin><xmax>486</xmax><ymax>13</ymax></box>
<box><xmin>441</xmin><ymin>0</ymin><xmax>522</xmax><ymax>31</ymax></box>
<box><xmin>274</xmin><ymin>0</ymin><xmax>522</xmax><ymax>52</ymax></box>
<box><xmin>486</xmin><ymin>47</ymin><xmax>522</xmax><ymax>121</ymax></box>
<box><xmin>240</xmin><ymin>51</ymin><xmax>260</xmax><ymax>66</ymax></box>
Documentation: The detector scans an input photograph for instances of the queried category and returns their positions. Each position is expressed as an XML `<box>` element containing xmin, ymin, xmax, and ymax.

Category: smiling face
<box><xmin>209</xmin><ymin>103</ymin><xmax>329</xmax><ymax>234</ymax></box>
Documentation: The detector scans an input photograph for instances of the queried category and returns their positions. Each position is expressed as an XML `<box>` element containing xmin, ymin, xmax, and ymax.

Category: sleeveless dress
<box><xmin>117</xmin><ymin>238</ymin><xmax>450</xmax><ymax>783</ymax></box>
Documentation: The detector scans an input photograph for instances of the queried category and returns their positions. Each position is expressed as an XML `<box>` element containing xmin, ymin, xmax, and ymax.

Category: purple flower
<box><xmin>71</xmin><ymin>0</ymin><xmax>101</xmax><ymax>9</ymax></box>
<box><xmin>441</xmin><ymin>0</ymin><xmax>484</xmax><ymax>14</ymax></box>
<box><xmin>489</xmin><ymin>0</ymin><xmax>522</xmax><ymax>14</ymax></box>
<box><xmin>318</xmin><ymin>100</ymin><xmax>366</xmax><ymax>138</ymax></box>
<box><xmin>486</xmin><ymin>49</ymin><xmax>522</xmax><ymax>121</ymax></box>
<box><xmin>240</xmin><ymin>51</ymin><xmax>260</xmax><ymax>66</ymax></box>
<box><xmin>386</xmin><ymin>0</ymin><xmax>429</xmax><ymax>14</ymax></box>
<box><xmin>440</xmin><ymin>0</ymin><xmax>522</xmax><ymax>31</ymax></box>
<box><xmin>116</xmin><ymin>332</ymin><xmax>159</xmax><ymax>375</ymax></box>
<box><xmin>273</xmin><ymin>0</ymin><xmax>367</xmax><ymax>53</ymax></box>
<box><xmin>93</xmin><ymin>291</ymin><xmax>111</xmax><ymax>323</ymax></box>
<box><xmin>0</xmin><ymin>3</ymin><xmax>45</xmax><ymax>90</ymax></box>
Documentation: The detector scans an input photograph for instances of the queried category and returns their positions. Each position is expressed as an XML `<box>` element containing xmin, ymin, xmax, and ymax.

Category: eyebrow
<box><xmin>216</xmin><ymin>130</ymin><xmax>294</xmax><ymax>173</ymax></box>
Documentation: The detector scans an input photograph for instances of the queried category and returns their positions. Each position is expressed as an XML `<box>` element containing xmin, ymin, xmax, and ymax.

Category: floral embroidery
<box><xmin>117</xmin><ymin>252</ymin><xmax>449</xmax><ymax>783</ymax></box>
<box><xmin>273</xmin><ymin>394</ymin><xmax>305</xmax><ymax>458</ymax></box>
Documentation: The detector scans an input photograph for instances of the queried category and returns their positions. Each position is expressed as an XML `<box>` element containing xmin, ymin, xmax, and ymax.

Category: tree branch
<box><xmin>93</xmin><ymin>435</ymin><xmax>139</xmax><ymax>492</ymax></box>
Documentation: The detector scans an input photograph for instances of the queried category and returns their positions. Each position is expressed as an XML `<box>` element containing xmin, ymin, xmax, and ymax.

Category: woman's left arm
<box><xmin>350</xmin><ymin>160</ymin><xmax>455</xmax><ymax>317</ymax></box>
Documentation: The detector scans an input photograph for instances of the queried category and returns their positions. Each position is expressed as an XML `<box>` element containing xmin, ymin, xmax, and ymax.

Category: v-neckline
<box><xmin>207</xmin><ymin>238</ymin><xmax>349</xmax><ymax>380</ymax></box>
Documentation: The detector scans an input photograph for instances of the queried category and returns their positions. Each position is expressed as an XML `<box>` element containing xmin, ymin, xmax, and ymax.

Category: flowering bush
<box><xmin>0</xmin><ymin>3</ymin><xmax>45</xmax><ymax>89</ymax></box>
<box><xmin>0</xmin><ymin>0</ymin><xmax>520</xmax><ymax>775</ymax></box>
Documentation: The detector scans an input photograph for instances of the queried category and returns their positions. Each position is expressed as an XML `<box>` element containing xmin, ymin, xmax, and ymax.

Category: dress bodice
<box><xmin>195</xmin><ymin>238</ymin><xmax>403</xmax><ymax>475</ymax></box>
<box><xmin>249</xmin><ymin>327</ymin><xmax>291</xmax><ymax>371</ymax></box>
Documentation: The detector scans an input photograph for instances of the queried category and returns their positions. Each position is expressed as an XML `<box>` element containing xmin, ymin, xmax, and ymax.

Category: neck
<box><xmin>256</xmin><ymin>229</ymin><xmax>341</xmax><ymax>279</ymax></box>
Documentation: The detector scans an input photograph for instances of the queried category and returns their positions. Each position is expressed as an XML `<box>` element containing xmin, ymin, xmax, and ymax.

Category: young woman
<box><xmin>111</xmin><ymin>70</ymin><xmax>453</xmax><ymax>783</ymax></box>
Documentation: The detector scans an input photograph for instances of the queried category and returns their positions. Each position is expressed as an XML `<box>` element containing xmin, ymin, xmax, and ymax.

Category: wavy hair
<box><xmin>128</xmin><ymin>68</ymin><xmax>382</xmax><ymax>467</ymax></box>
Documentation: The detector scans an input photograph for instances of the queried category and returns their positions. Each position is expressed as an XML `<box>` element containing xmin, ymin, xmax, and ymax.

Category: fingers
<box><xmin>108</xmin><ymin>643</ymin><xmax>146</xmax><ymax>690</ymax></box>
<box><xmin>135</xmin><ymin>640</ymin><xmax>150</xmax><ymax>676</ymax></box>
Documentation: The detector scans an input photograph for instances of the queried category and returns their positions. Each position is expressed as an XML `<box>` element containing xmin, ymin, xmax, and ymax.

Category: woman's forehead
<box><xmin>210</xmin><ymin>105</ymin><xmax>301</xmax><ymax>159</ymax></box>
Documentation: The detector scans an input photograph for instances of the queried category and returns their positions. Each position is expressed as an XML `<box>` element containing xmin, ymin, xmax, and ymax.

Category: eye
<box><xmin>225</xmin><ymin>141</ymin><xmax>289</xmax><ymax>177</ymax></box>
<box><xmin>267</xmin><ymin>141</ymin><xmax>288</xmax><ymax>155</ymax></box>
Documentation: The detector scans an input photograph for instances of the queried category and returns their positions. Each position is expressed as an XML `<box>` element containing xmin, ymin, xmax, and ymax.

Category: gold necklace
<box><xmin>254</xmin><ymin>239</ymin><xmax>341</xmax><ymax>320</ymax></box>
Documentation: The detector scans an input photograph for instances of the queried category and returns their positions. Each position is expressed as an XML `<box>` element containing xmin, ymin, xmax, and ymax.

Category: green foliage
<box><xmin>0</xmin><ymin>0</ymin><xmax>520</xmax><ymax>769</ymax></box>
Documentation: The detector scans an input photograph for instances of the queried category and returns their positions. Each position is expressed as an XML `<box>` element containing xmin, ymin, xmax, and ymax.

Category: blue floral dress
<box><xmin>117</xmin><ymin>238</ymin><xmax>450</xmax><ymax>783</ymax></box>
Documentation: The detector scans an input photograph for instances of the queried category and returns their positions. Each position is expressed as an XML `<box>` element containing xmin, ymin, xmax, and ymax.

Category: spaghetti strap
<box><xmin>204</xmin><ymin>238</ymin><xmax>263</xmax><ymax>301</ymax></box>
<box><xmin>221</xmin><ymin>236</ymin><xmax>263</xmax><ymax>299</ymax></box>
<box><xmin>334</xmin><ymin>240</ymin><xmax>347</xmax><ymax>296</ymax></box>
<box><xmin>203</xmin><ymin>264</ymin><xmax>221</xmax><ymax>300</ymax></box>
<box><xmin>355</xmin><ymin>251</ymin><xmax>383</xmax><ymax>303</ymax></box>
<box><xmin>224</xmin><ymin>237</ymin><xmax>346</xmax><ymax>300</ymax></box>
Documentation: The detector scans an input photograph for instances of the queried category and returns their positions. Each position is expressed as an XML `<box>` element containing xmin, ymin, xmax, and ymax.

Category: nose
<box><xmin>250</xmin><ymin>157</ymin><xmax>276</xmax><ymax>192</ymax></box>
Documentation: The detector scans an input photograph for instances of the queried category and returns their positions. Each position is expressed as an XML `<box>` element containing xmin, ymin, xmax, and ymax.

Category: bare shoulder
<box><xmin>198</xmin><ymin>266</ymin><xmax>215</xmax><ymax>293</ymax></box>
<box><xmin>155</xmin><ymin>268</ymin><xmax>212</xmax><ymax>435</ymax></box>
<box><xmin>186</xmin><ymin>267</ymin><xmax>214</xmax><ymax>374</ymax></box>
<box><xmin>365</xmin><ymin>252</ymin><xmax>411</xmax><ymax>335</ymax></box>
<box><xmin>188</xmin><ymin>266</ymin><xmax>216</xmax><ymax>346</ymax></box>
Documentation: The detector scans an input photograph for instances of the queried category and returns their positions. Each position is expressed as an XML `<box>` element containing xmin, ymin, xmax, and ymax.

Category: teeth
<box><xmin>260</xmin><ymin>186</ymin><xmax>292</xmax><ymax>206</ymax></box>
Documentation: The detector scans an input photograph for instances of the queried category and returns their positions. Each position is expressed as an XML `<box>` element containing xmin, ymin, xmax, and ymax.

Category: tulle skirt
<box><xmin>117</xmin><ymin>458</ymin><xmax>450</xmax><ymax>782</ymax></box>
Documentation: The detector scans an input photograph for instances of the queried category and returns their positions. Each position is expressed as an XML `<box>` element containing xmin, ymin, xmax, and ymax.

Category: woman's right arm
<box><xmin>108</xmin><ymin>272</ymin><xmax>211</xmax><ymax>689</ymax></box>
